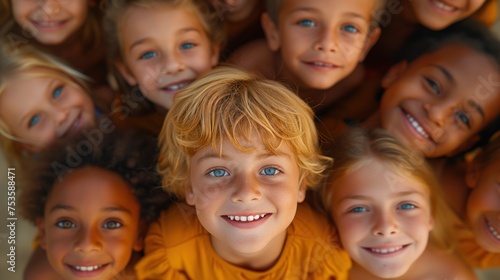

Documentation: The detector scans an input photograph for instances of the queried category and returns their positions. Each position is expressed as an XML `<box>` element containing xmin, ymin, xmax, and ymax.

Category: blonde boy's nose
<box><xmin>231</xmin><ymin>175</ymin><xmax>262</xmax><ymax>203</ymax></box>
<box><xmin>314</xmin><ymin>29</ymin><xmax>338</xmax><ymax>53</ymax></box>
<box><xmin>163</xmin><ymin>52</ymin><xmax>185</xmax><ymax>74</ymax></box>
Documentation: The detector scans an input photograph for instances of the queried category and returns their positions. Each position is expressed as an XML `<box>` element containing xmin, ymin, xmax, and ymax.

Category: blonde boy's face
<box><xmin>466</xmin><ymin>157</ymin><xmax>500</xmax><ymax>253</ymax></box>
<box><xmin>263</xmin><ymin>0</ymin><xmax>379</xmax><ymax>90</ymax></box>
<box><xmin>186</xmin><ymin>134</ymin><xmax>305</xmax><ymax>262</ymax></box>
<box><xmin>12</xmin><ymin>0</ymin><xmax>90</xmax><ymax>45</ymax></box>
<box><xmin>0</xmin><ymin>69</ymin><xmax>96</xmax><ymax>152</ymax></box>
<box><xmin>409</xmin><ymin>0</ymin><xmax>486</xmax><ymax>30</ymax></box>
<box><xmin>379</xmin><ymin>44</ymin><xmax>500</xmax><ymax>158</ymax></box>
<box><xmin>331</xmin><ymin>160</ymin><xmax>433</xmax><ymax>278</ymax></box>
<box><xmin>116</xmin><ymin>4</ymin><xmax>219</xmax><ymax>110</ymax></box>
<box><xmin>38</xmin><ymin>167</ymin><xmax>143</xmax><ymax>280</ymax></box>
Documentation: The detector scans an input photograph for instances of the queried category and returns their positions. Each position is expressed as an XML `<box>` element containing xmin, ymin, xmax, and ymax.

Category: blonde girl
<box><xmin>318</xmin><ymin>128</ymin><xmax>475</xmax><ymax>279</ymax></box>
<box><xmin>103</xmin><ymin>0</ymin><xmax>224</xmax><ymax>113</ymax></box>
<box><xmin>0</xmin><ymin>42</ymin><xmax>96</xmax><ymax>168</ymax></box>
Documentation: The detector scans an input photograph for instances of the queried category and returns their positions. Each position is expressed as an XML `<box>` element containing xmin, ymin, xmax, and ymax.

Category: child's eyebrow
<box><xmin>49</xmin><ymin>204</ymin><xmax>75</xmax><ymax>213</ymax></box>
<box><xmin>337</xmin><ymin>190</ymin><xmax>426</xmax><ymax>204</ymax></box>
<box><xmin>49</xmin><ymin>205</ymin><xmax>133</xmax><ymax>215</ymax></box>
<box><xmin>129</xmin><ymin>28</ymin><xmax>202</xmax><ymax>51</ymax></box>
<box><xmin>431</xmin><ymin>64</ymin><xmax>454</xmax><ymax>83</ymax></box>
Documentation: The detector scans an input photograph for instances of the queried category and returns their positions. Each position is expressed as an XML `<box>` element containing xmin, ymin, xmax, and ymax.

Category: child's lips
<box><xmin>304</xmin><ymin>60</ymin><xmax>339</xmax><ymax>69</ymax></box>
<box><xmin>222</xmin><ymin>213</ymin><xmax>272</xmax><ymax>229</ymax></box>
<box><xmin>363</xmin><ymin>244</ymin><xmax>410</xmax><ymax>256</ymax></box>
<box><xmin>67</xmin><ymin>263</ymin><xmax>110</xmax><ymax>277</ymax></box>
<box><xmin>160</xmin><ymin>80</ymin><xmax>193</xmax><ymax>93</ymax></box>
<box><xmin>485</xmin><ymin>218</ymin><xmax>500</xmax><ymax>242</ymax></box>
<box><xmin>31</xmin><ymin>19</ymin><xmax>68</xmax><ymax>30</ymax></box>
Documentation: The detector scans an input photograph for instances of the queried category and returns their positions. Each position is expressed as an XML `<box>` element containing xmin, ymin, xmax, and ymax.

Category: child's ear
<box><xmin>210</xmin><ymin>43</ymin><xmax>221</xmax><ymax>67</ymax></box>
<box><xmin>381</xmin><ymin>61</ymin><xmax>408</xmax><ymax>89</ymax></box>
<box><xmin>36</xmin><ymin>218</ymin><xmax>47</xmax><ymax>250</ymax></box>
<box><xmin>185</xmin><ymin>185</ymin><xmax>196</xmax><ymax>206</ymax></box>
<box><xmin>133</xmin><ymin>221</ymin><xmax>146</xmax><ymax>252</ymax></box>
<box><xmin>297</xmin><ymin>182</ymin><xmax>307</xmax><ymax>203</ymax></box>
<box><xmin>359</xmin><ymin>27</ymin><xmax>381</xmax><ymax>62</ymax></box>
<box><xmin>115</xmin><ymin>60</ymin><xmax>138</xmax><ymax>86</ymax></box>
<box><xmin>261</xmin><ymin>13</ymin><xmax>281</xmax><ymax>51</ymax></box>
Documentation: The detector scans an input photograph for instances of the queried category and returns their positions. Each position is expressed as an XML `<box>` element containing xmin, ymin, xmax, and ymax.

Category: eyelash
<box><xmin>28</xmin><ymin>85</ymin><xmax>64</xmax><ymax>128</ymax></box>
<box><xmin>103</xmin><ymin>221</ymin><xmax>122</xmax><ymax>229</ymax></box>
<box><xmin>424</xmin><ymin>77</ymin><xmax>441</xmax><ymax>95</ymax></box>
<box><xmin>56</xmin><ymin>220</ymin><xmax>76</xmax><ymax>229</ymax></box>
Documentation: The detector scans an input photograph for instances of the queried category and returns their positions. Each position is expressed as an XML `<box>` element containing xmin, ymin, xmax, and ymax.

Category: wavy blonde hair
<box><xmin>318</xmin><ymin>128</ymin><xmax>458</xmax><ymax>251</ymax></box>
<box><xmin>158</xmin><ymin>66</ymin><xmax>332</xmax><ymax>199</ymax></box>
<box><xmin>0</xmin><ymin>42</ymin><xmax>91</xmax><ymax>167</ymax></box>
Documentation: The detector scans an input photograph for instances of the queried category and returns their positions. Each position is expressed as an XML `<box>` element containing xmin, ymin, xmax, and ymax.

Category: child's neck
<box><xmin>211</xmin><ymin>230</ymin><xmax>287</xmax><ymax>271</ymax></box>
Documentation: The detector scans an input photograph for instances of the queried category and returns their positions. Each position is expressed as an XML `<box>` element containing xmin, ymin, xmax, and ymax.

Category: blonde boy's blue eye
<box><xmin>103</xmin><ymin>221</ymin><xmax>122</xmax><ymax>229</ymax></box>
<box><xmin>140</xmin><ymin>51</ymin><xmax>157</xmax><ymax>60</ymax></box>
<box><xmin>298</xmin><ymin>19</ymin><xmax>315</xmax><ymax>27</ymax></box>
<box><xmin>260</xmin><ymin>167</ymin><xmax>279</xmax><ymax>176</ymax></box>
<box><xmin>350</xmin><ymin>206</ymin><xmax>367</xmax><ymax>213</ymax></box>
<box><xmin>53</xmin><ymin>86</ymin><xmax>63</xmax><ymax>98</ymax></box>
<box><xmin>209</xmin><ymin>169</ymin><xmax>229</xmax><ymax>177</ymax></box>
<box><xmin>181</xmin><ymin>43</ymin><xmax>195</xmax><ymax>50</ymax></box>
<box><xmin>29</xmin><ymin>115</ymin><xmax>41</xmax><ymax>127</ymax></box>
<box><xmin>398</xmin><ymin>203</ymin><xmax>416</xmax><ymax>210</ymax></box>
<box><xmin>56</xmin><ymin>220</ymin><xmax>76</xmax><ymax>229</ymax></box>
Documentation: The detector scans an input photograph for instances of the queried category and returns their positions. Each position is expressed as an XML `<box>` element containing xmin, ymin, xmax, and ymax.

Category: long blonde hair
<box><xmin>158</xmin><ymin>66</ymin><xmax>332</xmax><ymax>199</ymax></box>
<box><xmin>318</xmin><ymin>128</ymin><xmax>458</xmax><ymax>251</ymax></box>
<box><xmin>0</xmin><ymin>42</ymin><xmax>92</xmax><ymax>166</ymax></box>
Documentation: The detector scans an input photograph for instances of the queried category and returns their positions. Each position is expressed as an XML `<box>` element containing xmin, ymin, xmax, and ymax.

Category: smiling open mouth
<box><xmin>486</xmin><ymin>219</ymin><xmax>500</xmax><ymax>240</ymax></box>
<box><xmin>364</xmin><ymin>244</ymin><xmax>409</xmax><ymax>255</ymax></box>
<box><xmin>162</xmin><ymin>81</ymin><xmax>191</xmax><ymax>91</ymax></box>
<box><xmin>72</xmin><ymin>265</ymin><xmax>104</xmax><ymax>272</ymax></box>
<box><xmin>431</xmin><ymin>0</ymin><xmax>456</xmax><ymax>12</ymax></box>
<box><xmin>405</xmin><ymin>113</ymin><xmax>430</xmax><ymax>139</ymax></box>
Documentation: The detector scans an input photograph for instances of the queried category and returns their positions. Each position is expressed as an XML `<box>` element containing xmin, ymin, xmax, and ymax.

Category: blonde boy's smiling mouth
<box><xmin>67</xmin><ymin>263</ymin><xmax>109</xmax><ymax>277</ymax></box>
<box><xmin>363</xmin><ymin>244</ymin><xmax>410</xmax><ymax>256</ymax></box>
<box><xmin>222</xmin><ymin>213</ymin><xmax>272</xmax><ymax>229</ymax></box>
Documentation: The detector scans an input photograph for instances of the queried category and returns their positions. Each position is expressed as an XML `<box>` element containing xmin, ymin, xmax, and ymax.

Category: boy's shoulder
<box><xmin>227</xmin><ymin>38</ymin><xmax>277</xmax><ymax>79</ymax></box>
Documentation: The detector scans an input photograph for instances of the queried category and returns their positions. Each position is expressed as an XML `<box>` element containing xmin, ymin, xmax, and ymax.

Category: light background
<box><xmin>1</xmin><ymin>3</ymin><xmax>500</xmax><ymax>279</ymax></box>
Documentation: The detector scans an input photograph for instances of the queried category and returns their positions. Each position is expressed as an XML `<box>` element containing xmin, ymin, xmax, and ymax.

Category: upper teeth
<box><xmin>370</xmin><ymin>246</ymin><xmax>403</xmax><ymax>254</ymax></box>
<box><xmin>433</xmin><ymin>0</ymin><xmax>454</xmax><ymax>11</ymax></box>
<box><xmin>406</xmin><ymin>114</ymin><xmax>430</xmax><ymax>139</ymax></box>
<box><xmin>487</xmin><ymin>220</ymin><xmax>500</xmax><ymax>240</ymax></box>
<box><xmin>166</xmin><ymin>81</ymin><xmax>190</xmax><ymax>91</ymax></box>
<box><xmin>313</xmin><ymin>61</ymin><xmax>334</xmax><ymax>67</ymax></box>
<box><xmin>74</xmin><ymin>265</ymin><xmax>102</xmax><ymax>271</ymax></box>
<box><xmin>228</xmin><ymin>214</ymin><xmax>266</xmax><ymax>222</ymax></box>
<box><xmin>36</xmin><ymin>21</ymin><xmax>62</xmax><ymax>27</ymax></box>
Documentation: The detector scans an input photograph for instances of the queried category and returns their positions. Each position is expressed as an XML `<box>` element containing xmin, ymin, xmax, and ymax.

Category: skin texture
<box><xmin>11</xmin><ymin>0</ymin><xmax>90</xmax><ymax>45</ymax></box>
<box><xmin>37</xmin><ymin>167</ymin><xmax>143</xmax><ymax>280</ymax></box>
<box><xmin>262</xmin><ymin>0</ymin><xmax>379</xmax><ymax>90</ymax></box>
<box><xmin>116</xmin><ymin>4</ymin><xmax>219</xmax><ymax>110</ymax></box>
<box><xmin>407</xmin><ymin>0</ymin><xmax>487</xmax><ymax>30</ymax></box>
<box><xmin>378</xmin><ymin>44</ymin><xmax>500</xmax><ymax>158</ymax></box>
<box><xmin>331</xmin><ymin>160</ymin><xmax>433</xmax><ymax>278</ymax></box>
<box><xmin>186</xmin><ymin>134</ymin><xmax>306</xmax><ymax>270</ymax></box>
<box><xmin>466</xmin><ymin>157</ymin><xmax>500</xmax><ymax>253</ymax></box>
<box><xmin>0</xmin><ymin>69</ymin><xmax>95</xmax><ymax>152</ymax></box>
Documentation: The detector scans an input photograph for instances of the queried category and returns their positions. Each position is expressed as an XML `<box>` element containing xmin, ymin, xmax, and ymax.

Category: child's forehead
<box><xmin>280</xmin><ymin>0</ymin><xmax>376</xmax><ymax>17</ymax></box>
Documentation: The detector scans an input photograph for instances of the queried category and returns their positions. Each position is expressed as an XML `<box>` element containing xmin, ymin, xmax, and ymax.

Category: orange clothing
<box><xmin>135</xmin><ymin>202</ymin><xmax>351</xmax><ymax>280</ymax></box>
<box><xmin>456</xmin><ymin>221</ymin><xmax>500</xmax><ymax>269</ymax></box>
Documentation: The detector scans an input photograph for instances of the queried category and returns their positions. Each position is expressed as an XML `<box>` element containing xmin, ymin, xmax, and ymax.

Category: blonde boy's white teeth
<box><xmin>370</xmin><ymin>246</ymin><xmax>403</xmax><ymax>254</ymax></box>
<box><xmin>486</xmin><ymin>220</ymin><xmax>500</xmax><ymax>240</ymax></box>
<box><xmin>166</xmin><ymin>81</ymin><xmax>190</xmax><ymax>91</ymax></box>
<box><xmin>432</xmin><ymin>0</ymin><xmax>454</xmax><ymax>11</ymax></box>
<box><xmin>227</xmin><ymin>214</ymin><xmax>266</xmax><ymax>222</ymax></box>
<box><xmin>406</xmin><ymin>114</ymin><xmax>430</xmax><ymax>139</ymax></box>
<box><xmin>74</xmin><ymin>265</ymin><xmax>101</xmax><ymax>271</ymax></box>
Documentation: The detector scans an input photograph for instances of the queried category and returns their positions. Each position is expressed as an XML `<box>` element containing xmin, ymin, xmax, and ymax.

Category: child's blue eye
<box><xmin>260</xmin><ymin>167</ymin><xmax>279</xmax><ymax>176</ymax></box>
<box><xmin>342</xmin><ymin>25</ymin><xmax>359</xmax><ymax>33</ymax></box>
<box><xmin>209</xmin><ymin>169</ymin><xmax>229</xmax><ymax>177</ymax></box>
<box><xmin>180</xmin><ymin>43</ymin><xmax>195</xmax><ymax>50</ymax></box>
<box><xmin>298</xmin><ymin>19</ymin><xmax>315</xmax><ymax>27</ymax></box>
<box><xmin>350</xmin><ymin>206</ymin><xmax>367</xmax><ymax>213</ymax></box>
<box><xmin>103</xmin><ymin>221</ymin><xmax>122</xmax><ymax>229</ymax></box>
<box><xmin>398</xmin><ymin>203</ymin><xmax>416</xmax><ymax>210</ymax></box>
<box><xmin>56</xmin><ymin>220</ymin><xmax>76</xmax><ymax>229</ymax></box>
<box><xmin>140</xmin><ymin>51</ymin><xmax>157</xmax><ymax>60</ymax></box>
<box><xmin>28</xmin><ymin>115</ymin><xmax>41</xmax><ymax>127</ymax></box>
<box><xmin>52</xmin><ymin>86</ymin><xmax>63</xmax><ymax>98</ymax></box>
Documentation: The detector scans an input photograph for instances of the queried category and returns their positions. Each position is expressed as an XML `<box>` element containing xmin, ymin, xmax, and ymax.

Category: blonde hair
<box><xmin>103</xmin><ymin>0</ymin><xmax>225</xmax><ymax>112</ymax></box>
<box><xmin>158</xmin><ymin>66</ymin><xmax>332</xmax><ymax>199</ymax></box>
<box><xmin>318</xmin><ymin>128</ymin><xmax>457</xmax><ymax>251</ymax></box>
<box><xmin>0</xmin><ymin>0</ymin><xmax>103</xmax><ymax>50</ymax></box>
<box><xmin>0</xmin><ymin>42</ymin><xmax>92</xmax><ymax>166</ymax></box>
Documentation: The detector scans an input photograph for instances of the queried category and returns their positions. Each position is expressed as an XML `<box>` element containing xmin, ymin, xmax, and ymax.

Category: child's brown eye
<box><xmin>56</xmin><ymin>220</ymin><xmax>76</xmax><ymax>229</ymax></box>
<box><xmin>103</xmin><ymin>221</ymin><xmax>122</xmax><ymax>229</ymax></box>
<box><xmin>424</xmin><ymin>77</ymin><xmax>440</xmax><ymax>95</ymax></box>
